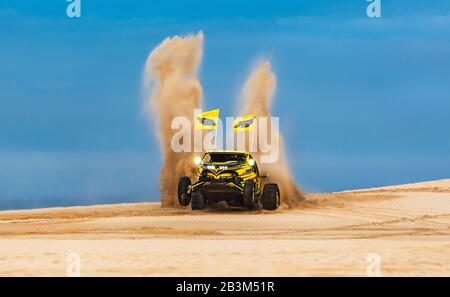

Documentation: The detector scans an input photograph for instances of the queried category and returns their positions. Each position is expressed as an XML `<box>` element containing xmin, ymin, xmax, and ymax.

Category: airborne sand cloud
<box><xmin>143</xmin><ymin>32</ymin><xmax>204</xmax><ymax>207</ymax></box>
<box><xmin>239</xmin><ymin>62</ymin><xmax>304</xmax><ymax>206</ymax></box>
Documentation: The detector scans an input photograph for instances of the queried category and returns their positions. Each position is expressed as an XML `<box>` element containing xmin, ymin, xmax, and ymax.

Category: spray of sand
<box><xmin>240</xmin><ymin>62</ymin><xmax>305</xmax><ymax>207</ymax></box>
<box><xmin>143</xmin><ymin>32</ymin><xmax>204</xmax><ymax>207</ymax></box>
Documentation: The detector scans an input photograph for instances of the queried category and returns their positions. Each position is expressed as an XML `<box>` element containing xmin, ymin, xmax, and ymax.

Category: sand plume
<box><xmin>240</xmin><ymin>62</ymin><xmax>304</xmax><ymax>207</ymax></box>
<box><xmin>143</xmin><ymin>32</ymin><xmax>204</xmax><ymax>207</ymax></box>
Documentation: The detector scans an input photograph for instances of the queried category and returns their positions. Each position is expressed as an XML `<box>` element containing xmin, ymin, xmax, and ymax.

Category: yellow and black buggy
<box><xmin>178</xmin><ymin>151</ymin><xmax>280</xmax><ymax>210</ymax></box>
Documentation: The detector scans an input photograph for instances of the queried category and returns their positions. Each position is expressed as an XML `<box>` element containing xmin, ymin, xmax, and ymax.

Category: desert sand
<box><xmin>0</xmin><ymin>179</ymin><xmax>449</xmax><ymax>276</ymax></box>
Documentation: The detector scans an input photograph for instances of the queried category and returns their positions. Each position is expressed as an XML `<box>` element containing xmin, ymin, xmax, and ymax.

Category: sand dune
<box><xmin>0</xmin><ymin>179</ymin><xmax>449</xmax><ymax>276</ymax></box>
<box><xmin>343</xmin><ymin>178</ymin><xmax>450</xmax><ymax>193</ymax></box>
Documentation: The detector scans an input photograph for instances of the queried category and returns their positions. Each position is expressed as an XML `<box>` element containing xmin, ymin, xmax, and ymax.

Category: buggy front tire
<box><xmin>178</xmin><ymin>176</ymin><xmax>191</xmax><ymax>206</ymax></box>
<box><xmin>261</xmin><ymin>183</ymin><xmax>280</xmax><ymax>210</ymax></box>
<box><xmin>243</xmin><ymin>180</ymin><xmax>256</xmax><ymax>209</ymax></box>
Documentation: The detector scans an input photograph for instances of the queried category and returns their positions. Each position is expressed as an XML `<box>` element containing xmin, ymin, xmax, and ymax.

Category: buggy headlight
<box><xmin>206</xmin><ymin>165</ymin><xmax>215</xmax><ymax>170</ymax></box>
<box><xmin>194</xmin><ymin>156</ymin><xmax>202</xmax><ymax>165</ymax></box>
<box><xmin>247</xmin><ymin>159</ymin><xmax>255</xmax><ymax>166</ymax></box>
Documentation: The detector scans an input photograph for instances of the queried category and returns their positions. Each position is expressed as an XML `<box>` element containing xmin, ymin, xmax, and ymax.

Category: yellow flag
<box><xmin>195</xmin><ymin>109</ymin><xmax>220</xmax><ymax>130</ymax></box>
<box><xmin>233</xmin><ymin>112</ymin><xmax>256</xmax><ymax>131</ymax></box>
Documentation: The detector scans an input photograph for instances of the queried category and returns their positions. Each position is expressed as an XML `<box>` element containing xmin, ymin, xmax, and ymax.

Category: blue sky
<box><xmin>0</xmin><ymin>0</ymin><xmax>449</xmax><ymax>209</ymax></box>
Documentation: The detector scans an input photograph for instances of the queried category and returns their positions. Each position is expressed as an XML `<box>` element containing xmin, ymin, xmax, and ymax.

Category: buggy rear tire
<box><xmin>261</xmin><ymin>183</ymin><xmax>280</xmax><ymax>210</ymax></box>
<box><xmin>191</xmin><ymin>192</ymin><xmax>206</xmax><ymax>210</ymax></box>
<box><xmin>178</xmin><ymin>176</ymin><xmax>191</xmax><ymax>206</ymax></box>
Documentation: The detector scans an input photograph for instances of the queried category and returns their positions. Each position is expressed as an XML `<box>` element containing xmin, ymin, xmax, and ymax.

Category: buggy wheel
<box><xmin>261</xmin><ymin>183</ymin><xmax>280</xmax><ymax>210</ymax></box>
<box><xmin>178</xmin><ymin>176</ymin><xmax>191</xmax><ymax>206</ymax></box>
<box><xmin>191</xmin><ymin>191</ymin><xmax>206</xmax><ymax>210</ymax></box>
<box><xmin>243</xmin><ymin>180</ymin><xmax>256</xmax><ymax>209</ymax></box>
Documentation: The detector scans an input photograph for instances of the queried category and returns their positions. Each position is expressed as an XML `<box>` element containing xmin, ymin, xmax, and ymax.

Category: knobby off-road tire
<box><xmin>261</xmin><ymin>183</ymin><xmax>280</xmax><ymax>210</ymax></box>
<box><xmin>178</xmin><ymin>176</ymin><xmax>191</xmax><ymax>206</ymax></box>
<box><xmin>191</xmin><ymin>191</ymin><xmax>206</xmax><ymax>210</ymax></box>
<box><xmin>243</xmin><ymin>180</ymin><xmax>256</xmax><ymax>209</ymax></box>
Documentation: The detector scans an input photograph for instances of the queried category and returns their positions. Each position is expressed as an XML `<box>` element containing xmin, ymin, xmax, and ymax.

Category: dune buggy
<box><xmin>178</xmin><ymin>151</ymin><xmax>280</xmax><ymax>210</ymax></box>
